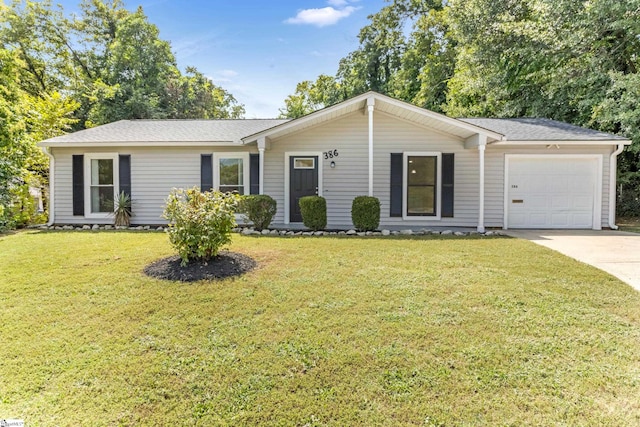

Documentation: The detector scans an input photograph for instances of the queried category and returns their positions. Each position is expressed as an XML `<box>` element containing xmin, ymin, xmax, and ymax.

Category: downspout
<box><xmin>367</xmin><ymin>96</ymin><xmax>375</xmax><ymax>197</ymax></box>
<box><xmin>43</xmin><ymin>146</ymin><xmax>55</xmax><ymax>226</ymax></box>
<box><xmin>608</xmin><ymin>144</ymin><xmax>625</xmax><ymax>230</ymax></box>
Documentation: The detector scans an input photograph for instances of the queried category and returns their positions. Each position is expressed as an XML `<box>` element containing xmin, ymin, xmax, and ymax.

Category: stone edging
<box><xmin>38</xmin><ymin>224</ymin><xmax>505</xmax><ymax>237</ymax></box>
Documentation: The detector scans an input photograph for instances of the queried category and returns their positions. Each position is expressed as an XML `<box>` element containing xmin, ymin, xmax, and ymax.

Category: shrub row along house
<box><xmin>39</xmin><ymin>91</ymin><xmax>631</xmax><ymax>231</ymax></box>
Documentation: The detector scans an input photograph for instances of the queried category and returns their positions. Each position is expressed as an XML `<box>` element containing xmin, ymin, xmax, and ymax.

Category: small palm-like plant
<box><xmin>113</xmin><ymin>191</ymin><xmax>132</xmax><ymax>227</ymax></box>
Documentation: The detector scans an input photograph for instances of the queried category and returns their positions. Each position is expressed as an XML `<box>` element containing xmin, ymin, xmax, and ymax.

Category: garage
<box><xmin>505</xmin><ymin>155</ymin><xmax>602</xmax><ymax>229</ymax></box>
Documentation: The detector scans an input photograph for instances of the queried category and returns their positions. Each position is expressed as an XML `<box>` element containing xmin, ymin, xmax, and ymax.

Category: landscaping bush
<box><xmin>351</xmin><ymin>196</ymin><xmax>380</xmax><ymax>231</ymax></box>
<box><xmin>239</xmin><ymin>194</ymin><xmax>277</xmax><ymax>231</ymax></box>
<box><xmin>299</xmin><ymin>195</ymin><xmax>326</xmax><ymax>231</ymax></box>
<box><xmin>163</xmin><ymin>187</ymin><xmax>240</xmax><ymax>265</ymax></box>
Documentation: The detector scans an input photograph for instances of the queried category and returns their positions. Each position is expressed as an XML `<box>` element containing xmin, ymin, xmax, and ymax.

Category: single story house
<box><xmin>39</xmin><ymin>91</ymin><xmax>631</xmax><ymax>231</ymax></box>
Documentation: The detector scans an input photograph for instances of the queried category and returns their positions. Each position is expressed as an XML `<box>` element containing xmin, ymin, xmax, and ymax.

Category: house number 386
<box><xmin>323</xmin><ymin>149</ymin><xmax>339</xmax><ymax>159</ymax></box>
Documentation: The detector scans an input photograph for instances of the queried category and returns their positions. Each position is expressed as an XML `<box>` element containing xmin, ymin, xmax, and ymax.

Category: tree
<box><xmin>0</xmin><ymin>0</ymin><xmax>245</xmax><ymax>228</ymax></box>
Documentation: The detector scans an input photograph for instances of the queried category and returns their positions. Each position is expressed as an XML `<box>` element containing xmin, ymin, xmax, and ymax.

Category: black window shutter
<box><xmin>72</xmin><ymin>155</ymin><xmax>84</xmax><ymax>216</ymax></box>
<box><xmin>201</xmin><ymin>154</ymin><xmax>213</xmax><ymax>192</ymax></box>
<box><xmin>390</xmin><ymin>153</ymin><xmax>403</xmax><ymax>217</ymax></box>
<box><xmin>119</xmin><ymin>155</ymin><xmax>131</xmax><ymax>200</ymax></box>
<box><xmin>441</xmin><ymin>153</ymin><xmax>454</xmax><ymax>217</ymax></box>
<box><xmin>249</xmin><ymin>153</ymin><xmax>260</xmax><ymax>195</ymax></box>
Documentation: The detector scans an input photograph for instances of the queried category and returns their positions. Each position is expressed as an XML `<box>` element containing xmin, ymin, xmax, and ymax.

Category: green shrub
<box><xmin>351</xmin><ymin>196</ymin><xmax>380</xmax><ymax>231</ymax></box>
<box><xmin>163</xmin><ymin>187</ymin><xmax>240</xmax><ymax>265</ymax></box>
<box><xmin>299</xmin><ymin>195</ymin><xmax>327</xmax><ymax>231</ymax></box>
<box><xmin>239</xmin><ymin>194</ymin><xmax>277</xmax><ymax>231</ymax></box>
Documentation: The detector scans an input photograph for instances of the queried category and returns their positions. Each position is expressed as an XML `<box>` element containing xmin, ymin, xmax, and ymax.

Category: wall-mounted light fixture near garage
<box><xmin>330</xmin><ymin>161</ymin><xmax>336</xmax><ymax>168</ymax></box>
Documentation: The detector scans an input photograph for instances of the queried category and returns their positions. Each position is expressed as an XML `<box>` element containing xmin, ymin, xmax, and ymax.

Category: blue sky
<box><xmin>56</xmin><ymin>0</ymin><xmax>388</xmax><ymax>117</ymax></box>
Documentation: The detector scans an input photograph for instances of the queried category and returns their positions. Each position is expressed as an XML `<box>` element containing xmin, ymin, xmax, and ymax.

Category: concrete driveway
<box><xmin>504</xmin><ymin>229</ymin><xmax>640</xmax><ymax>292</ymax></box>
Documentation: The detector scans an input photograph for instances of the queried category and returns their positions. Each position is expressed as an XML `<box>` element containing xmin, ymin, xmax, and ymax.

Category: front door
<box><xmin>290</xmin><ymin>156</ymin><xmax>319</xmax><ymax>223</ymax></box>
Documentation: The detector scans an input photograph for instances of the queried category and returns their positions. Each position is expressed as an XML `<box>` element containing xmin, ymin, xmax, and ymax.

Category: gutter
<box><xmin>43</xmin><ymin>147</ymin><xmax>55</xmax><ymax>226</ymax></box>
<box><xmin>608</xmin><ymin>144</ymin><xmax>625</xmax><ymax>230</ymax></box>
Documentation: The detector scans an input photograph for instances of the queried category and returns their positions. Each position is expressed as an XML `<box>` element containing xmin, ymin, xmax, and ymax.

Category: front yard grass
<box><xmin>618</xmin><ymin>217</ymin><xmax>640</xmax><ymax>233</ymax></box>
<box><xmin>1</xmin><ymin>231</ymin><xmax>639</xmax><ymax>426</ymax></box>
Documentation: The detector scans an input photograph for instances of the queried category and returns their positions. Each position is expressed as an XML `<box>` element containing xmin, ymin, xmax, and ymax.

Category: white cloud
<box><xmin>218</xmin><ymin>69</ymin><xmax>238</xmax><ymax>78</ymax></box>
<box><xmin>210</xmin><ymin>69</ymin><xmax>239</xmax><ymax>83</ymax></box>
<box><xmin>285</xmin><ymin>6</ymin><xmax>358</xmax><ymax>28</ymax></box>
<box><xmin>327</xmin><ymin>0</ymin><xmax>348</xmax><ymax>6</ymax></box>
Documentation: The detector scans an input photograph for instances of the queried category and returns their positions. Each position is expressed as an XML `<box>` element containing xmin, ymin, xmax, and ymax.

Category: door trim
<box><xmin>284</xmin><ymin>152</ymin><xmax>323</xmax><ymax>224</ymax></box>
<box><xmin>503</xmin><ymin>154</ymin><xmax>603</xmax><ymax>230</ymax></box>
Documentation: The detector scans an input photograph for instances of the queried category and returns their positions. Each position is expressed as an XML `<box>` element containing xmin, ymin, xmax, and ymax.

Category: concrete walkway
<box><xmin>504</xmin><ymin>229</ymin><xmax>640</xmax><ymax>291</ymax></box>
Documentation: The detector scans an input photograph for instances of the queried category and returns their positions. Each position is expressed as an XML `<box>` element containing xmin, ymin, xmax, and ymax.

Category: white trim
<box><xmin>40</xmin><ymin>141</ymin><xmax>242</xmax><ymax>148</ymax></box>
<box><xmin>258</xmin><ymin>148</ymin><xmax>265</xmax><ymax>195</ymax></box>
<box><xmin>478</xmin><ymin>144</ymin><xmax>486</xmax><ymax>233</ymax></box>
<box><xmin>503</xmin><ymin>154</ymin><xmax>603</xmax><ymax>230</ymax></box>
<box><xmin>242</xmin><ymin>91</ymin><xmax>505</xmax><ymax>144</ymax></box>
<box><xmin>284</xmin><ymin>152</ymin><xmax>323</xmax><ymax>224</ymax></box>
<box><xmin>43</xmin><ymin>147</ymin><xmax>55</xmax><ymax>226</ymax></box>
<box><xmin>609</xmin><ymin>144</ymin><xmax>625</xmax><ymax>229</ymax></box>
<box><xmin>84</xmin><ymin>152</ymin><xmax>119</xmax><ymax>219</ymax></box>
<box><xmin>368</xmin><ymin>99</ymin><xmax>374</xmax><ymax>197</ymax></box>
<box><xmin>213</xmin><ymin>152</ymin><xmax>250</xmax><ymax>195</ymax></box>
<box><xmin>491</xmin><ymin>140</ymin><xmax>631</xmax><ymax>146</ymax></box>
<box><xmin>402</xmin><ymin>152</ymin><xmax>442</xmax><ymax>221</ymax></box>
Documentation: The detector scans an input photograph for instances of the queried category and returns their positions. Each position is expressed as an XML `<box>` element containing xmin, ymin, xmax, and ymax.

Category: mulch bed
<box><xmin>143</xmin><ymin>251</ymin><xmax>256</xmax><ymax>282</ymax></box>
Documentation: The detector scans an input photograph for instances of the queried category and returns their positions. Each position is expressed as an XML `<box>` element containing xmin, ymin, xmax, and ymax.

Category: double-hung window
<box><xmin>214</xmin><ymin>153</ymin><xmax>250</xmax><ymax>195</ymax></box>
<box><xmin>84</xmin><ymin>153</ymin><xmax>119</xmax><ymax>217</ymax></box>
<box><xmin>403</xmin><ymin>152</ymin><xmax>441</xmax><ymax>219</ymax></box>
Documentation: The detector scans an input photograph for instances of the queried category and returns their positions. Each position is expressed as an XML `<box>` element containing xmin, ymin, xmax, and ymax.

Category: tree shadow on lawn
<box><xmin>144</xmin><ymin>251</ymin><xmax>256</xmax><ymax>282</ymax></box>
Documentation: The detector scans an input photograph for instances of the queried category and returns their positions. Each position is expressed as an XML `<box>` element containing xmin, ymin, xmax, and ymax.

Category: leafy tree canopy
<box><xmin>0</xmin><ymin>0</ymin><xmax>245</xmax><ymax>228</ymax></box>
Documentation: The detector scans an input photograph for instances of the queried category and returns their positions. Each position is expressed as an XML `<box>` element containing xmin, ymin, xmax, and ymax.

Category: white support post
<box><xmin>478</xmin><ymin>142</ymin><xmax>486</xmax><ymax>233</ymax></box>
<box><xmin>258</xmin><ymin>148</ymin><xmax>265</xmax><ymax>195</ymax></box>
<box><xmin>257</xmin><ymin>137</ymin><xmax>267</xmax><ymax>195</ymax></box>
<box><xmin>367</xmin><ymin>97</ymin><xmax>375</xmax><ymax>197</ymax></box>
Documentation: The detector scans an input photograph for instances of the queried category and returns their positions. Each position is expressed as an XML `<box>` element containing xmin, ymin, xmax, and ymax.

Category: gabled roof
<box><xmin>40</xmin><ymin>119</ymin><xmax>289</xmax><ymax>147</ymax></box>
<box><xmin>39</xmin><ymin>92</ymin><xmax>630</xmax><ymax>148</ymax></box>
<box><xmin>460</xmin><ymin>118</ymin><xmax>630</xmax><ymax>144</ymax></box>
<box><xmin>242</xmin><ymin>91</ymin><xmax>505</xmax><ymax>144</ymax></box>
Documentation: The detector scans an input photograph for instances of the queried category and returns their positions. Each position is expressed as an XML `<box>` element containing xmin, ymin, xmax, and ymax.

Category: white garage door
<box><xmin>506</xmin><ymin>156</ymin><xmax>600</xmax><ymax>229</ymax></box>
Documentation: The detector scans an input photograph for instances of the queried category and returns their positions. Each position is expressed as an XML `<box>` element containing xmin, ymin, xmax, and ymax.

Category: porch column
<box><xmin>478</xmin><ymin>141</ymin><xmax>486</xmax><ymax>233</ymax></box>
<box><xmin>257</xmin><ymin>137</ymin><xmax>267</xmax><ymax>195</ymax></box>
<box><xmin>367</xmin><ymin>96</ymin><xmax>375</xmax><ymax>197</ymax></box>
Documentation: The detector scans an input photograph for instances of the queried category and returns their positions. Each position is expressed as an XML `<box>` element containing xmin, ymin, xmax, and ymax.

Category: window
<box><xmin>403</xmin><ymin>153</ymin><xmax>441</xmax><ymax>219</ymax></box>
<box><xmin>294</xmin><ymin>158</ymin><xmax>315</xmax><ymax>169</ymax></box>
<box><xmin>215</xmin><ymin>153</ymin><xmax>249</xmax><ymax>195</ymax></box>
<box><xmin>84</xmin><ymin>153</ymin><xmax>119</xmax><ymax>217</ymax></box>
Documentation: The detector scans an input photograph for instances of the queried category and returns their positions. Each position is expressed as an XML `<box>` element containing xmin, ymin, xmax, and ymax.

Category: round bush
<box><xmin>299</xmin><ymin>195</ymin><xmax>327</xmax><ymax>231</ymax></box>
<box><xmin>239</xmin><ymin>194</ymin><xmax>277</xmax><ymax>231</ymax></box>
<box><xmin>351</xmin><ymin>196</ymin><xmax>380</xmax><ymax>231</ymax></box>
<box><xmin>163</xmin><ymin>187</ymin><xmax>240</xmax><ymax>265</ymax></box>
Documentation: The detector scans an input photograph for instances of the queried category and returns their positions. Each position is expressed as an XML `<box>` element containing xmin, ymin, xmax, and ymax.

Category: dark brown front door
<box><xmin>290</xmin><ymin>156</ymin><xmax>318</xmax><ymax>222</ymax></box>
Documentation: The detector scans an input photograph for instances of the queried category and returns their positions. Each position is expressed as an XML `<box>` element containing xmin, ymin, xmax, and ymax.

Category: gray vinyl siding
<box><xmin>372</xmin><ymin>112</ymin><xmax>476</xmax><ymax>228</ymax></box>
<box><xmin>264</xmin><ymin>111</ymin><xmax>369</xmax><ymax>228</ymax></box>
<box><xmin>50</xmin><ymin>117</ymin><xmax>616</xmax><ymax>229</ymax></box>
<box><xmin>484</xmin><ymin>145</ymin><xmax>613</xmax><ymax>228</ymax></box>
<box><xmin>51</xmin><ymin>146</ymin><xmax>254</xmax><ymax>225</ymax></box>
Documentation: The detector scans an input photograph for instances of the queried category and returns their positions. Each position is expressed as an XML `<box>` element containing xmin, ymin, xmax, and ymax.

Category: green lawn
<box><xmin>1</xmin><ymin>231</ymin><xmax>639</xmax><ymax>426</ymax></box>
<box><xmin>618</xmin><ymin>217</ymin><xmax>640</xmax><ymax>233</ymax></box>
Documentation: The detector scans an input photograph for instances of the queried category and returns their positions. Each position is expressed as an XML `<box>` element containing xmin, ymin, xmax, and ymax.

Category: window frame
<box><xmin>402</xmin><ymin>152</ymin><xmax>442</xmax><ymax>220</ymax></box>
<box><xmin>213</xmin><ymin>152</ymin><xmax>250</xmax><ymax>195</ymax></box>
<box><xmin>293</xmin><ymin>157</ymin><xmax>316</xmax><ymax>169</ymax></box>
<box><xmin>84</xmin><ymin>152</ymin><xmax>119</xmax><ymax>219</ymax></box>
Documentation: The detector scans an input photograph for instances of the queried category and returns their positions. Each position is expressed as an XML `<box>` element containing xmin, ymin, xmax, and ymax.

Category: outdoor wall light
<box><xmin>330</xmin><ymin>161</ymin><xmax>336</xmax><ymax>168</ymax></box>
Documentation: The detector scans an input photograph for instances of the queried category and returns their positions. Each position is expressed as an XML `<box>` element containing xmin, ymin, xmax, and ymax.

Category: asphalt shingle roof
<box><xmin>43</xmin><ymin>119</ymin><xmax>290</xmax><ymax>144</ymax></box>
<box><xmin>459</xmin><ymin>118</ymin><xmax>627</xmax><ymax>141</ymax></box>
